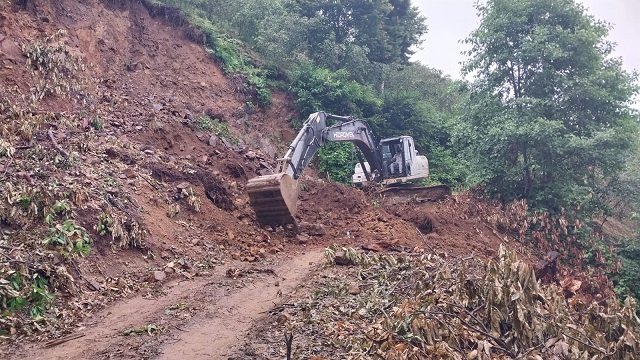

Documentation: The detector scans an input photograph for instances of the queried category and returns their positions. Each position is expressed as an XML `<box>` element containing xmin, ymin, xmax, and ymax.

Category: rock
<box><xmin>135</xmin><ymin>126</ymin><xmax>143</xmax><ymax>131</ymax></box>
<box><xmin>152</xmin><ymin>103</ymin><xmax>162</xmax><ymax>112</ymax></box>
<box><xmin>123</xmin><ymin>168</ymin><xmax>136</xmax><ymax>179</ymax></box>
<box><xmin>244</xmin><ymin>150</ymin><xmax>257</xmax><ymax>159</ymax></box>
<box><xmin>258</xmin><ymin>168</ymin><xmax>273</xmax><ymax>176</ymax></box>
<box><xmin>348</xmin><ymin>282</ymin><xmax>361</xmax><ymax>295</ymax></box>
<box><xmin>176</xmin><ymin>182</ymin><xmax>191</xmax><ymax>190</ymax></box>
<box><xmin>295</xmin><ymin>234</ymin><xmax>311</xmax><ymax>244</ymax></box>
<box><xmin>277</xmin><ymin>311</ymin><xmax>291</xmax><ymax>325</ymax></box>
<box><xmin>144</xmin><ymin>149</ymin><xmax>155</xmax><ymax>155</ymax></box>
<box><xmin>299</xmin><ymin>222</ymin><xmax>326</xmax><ymax>236</ymax></box>
<box><xmin>85</xmin><ymin>278</ymin><xmax>102</xmax><ymax>291</ymax></box>
<box><xmin>149</xmin><ymin>271</ymin><xmax>166</xmax><ymax>283</ymax></box>
<box><xmin>164</xmin><ymin>267</ymin><xmax>174</xmax><ymax>274</ymax></box>
<box><xmin>334</xmin><ymin>253</ymin><xmax>355</xmax><ymax>266</ymax></box>
<box><xmin>208</xmin><ymin>135</ymin><xmax>219</xmax><ymax>146</ymax></box>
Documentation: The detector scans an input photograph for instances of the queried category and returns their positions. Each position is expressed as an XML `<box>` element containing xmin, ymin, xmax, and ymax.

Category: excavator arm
<box><xmin>247</xmin><ymin>112</ymin><xmax>383</xmax><ymax>227</ymax></box>
<box><xmin>282</xmin><ymin>112</ymin><xmax>382</xmax><ymax>180</ymax></box>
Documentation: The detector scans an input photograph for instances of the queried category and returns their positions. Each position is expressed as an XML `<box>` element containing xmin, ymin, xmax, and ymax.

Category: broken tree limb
<box><xmin>2</xmin><ymin>158</ymin><xmax>13</xmax><ymax>177</ymax></box>
<box><xmin>70</xmin><ymin>260</ymin><xmax>102</xmax><ymax>291</ymax></box>
<box><xmin>44</xmin><ymin>333</ymin><xmax>86</xmax><ymax>348</ymax></box>
<box><xmin>48</xmin><ymin>128</ymin><xmax>70</xmax><ymax>159</ymax></box>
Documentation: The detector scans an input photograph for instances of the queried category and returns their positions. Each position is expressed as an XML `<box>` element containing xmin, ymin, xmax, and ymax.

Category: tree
<box><xmin>460</xmin><ymin>0</ymin><xmax>639</xmax><ymax>213</ymax></box>
<box><xmin>287</xmin><ymin>0</ymin><xmax>426</xmax><ymax>65</ymax></box>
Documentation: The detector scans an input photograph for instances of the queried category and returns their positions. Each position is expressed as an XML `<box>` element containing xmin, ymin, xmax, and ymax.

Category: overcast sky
<box><xmin>410</xmin><ymin>0</ymin><xmax>640</xmax><ymax>79</ymax></box>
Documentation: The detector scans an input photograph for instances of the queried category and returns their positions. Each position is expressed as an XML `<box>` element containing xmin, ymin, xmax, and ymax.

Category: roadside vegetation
<box><xmin>246</xmin><ymin>245</ymin><xmax>639</xmax><ymax>359</ymax></box>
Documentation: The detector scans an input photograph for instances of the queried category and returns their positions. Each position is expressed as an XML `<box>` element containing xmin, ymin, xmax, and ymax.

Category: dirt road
<box><xmin>16</xmin><ymin>249</ymin><xmax>324</xmax><ymax>360</ymax></box>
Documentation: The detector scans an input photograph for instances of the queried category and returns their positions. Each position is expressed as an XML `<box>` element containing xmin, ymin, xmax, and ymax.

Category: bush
<box><xmin>289</xmin><ymin>65</ymin><xmax>381</xmax><ymax>118</ymax></box>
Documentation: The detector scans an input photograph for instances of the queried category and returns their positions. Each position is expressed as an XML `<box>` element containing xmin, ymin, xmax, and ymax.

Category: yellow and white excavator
<box><xmin>247</xmin><ymin>112</ymin><xmax>450</xmax><ymax>227</ymax></box>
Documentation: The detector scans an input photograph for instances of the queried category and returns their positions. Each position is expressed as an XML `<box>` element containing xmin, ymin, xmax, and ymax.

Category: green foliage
<box><xmin>43</xmin><ymin>219</ymin><xmax>92</xmax><ymax>257</ymax></box>
<box><xmin>290</xmin><ymin>65</ymin><xmax>381</xmax><ymax>119</ymax></box>
<box><xmin>317</xmin><ymin>142</ymin><xmax>354</xmax><ymax>185</ymax></box>
<box><xmin>96</xmin><ymin>213</ymin><xmax>113</xmax><ymax>236</ymax></box>
<box><xmin>614</xmin><ymin>238</ymin><xmax>640</xmax><ymax>307</ymax></box>
<box><xmin>0</xmin><ymin>271</ymin><xmax>53</xmax><ymax>322</ymax></box>
<box><xmin>90</xmin><ymin>116</ymin><xmax>103</xmax><ymax>130</ymax></box>
<box><xmin>287</xmin><ymin>0</ymin><xmax>426</xmax><ymax>64</ymax></box>
<box><xmin>374</xmin><ymin>88</ymin><xmax>468</xmax><ymax>187</ymax></box>
<box><xmin>460</xmin><ymin>0</ymin><xmax>640</xmax><ymax>214</ymax></box>
<box><xmin>612</xmin><ymin>213</ymin><xmax>640</xmax><ymax>310</ymax></box>
<box><xmin>196</xmin><ymin>115</ymin><xmax>238</xmax><ymax>144</ymax></box>
<box><xmin>43</xmin><ymin>200</ymin><xmax>91</xmax><ymax>257</ymax></box>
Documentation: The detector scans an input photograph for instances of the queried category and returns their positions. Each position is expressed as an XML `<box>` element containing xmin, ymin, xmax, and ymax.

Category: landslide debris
<box><xmin>237</xmin><ymin>246</ymin><xmax>640</xmax><ymax>360</ymax></box>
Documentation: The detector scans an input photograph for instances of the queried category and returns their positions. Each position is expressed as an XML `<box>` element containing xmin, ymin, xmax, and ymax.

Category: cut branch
<box><xmin>48</xmin><ymin>128</ymin><xmax>70</xmax><ymax>158</ymax></box>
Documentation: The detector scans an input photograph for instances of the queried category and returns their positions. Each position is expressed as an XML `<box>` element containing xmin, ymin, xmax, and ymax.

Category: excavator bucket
<box><xmin>247</xmin><ymin>173</ymin><xmax>299</xmax><ymax>228</ymax></box>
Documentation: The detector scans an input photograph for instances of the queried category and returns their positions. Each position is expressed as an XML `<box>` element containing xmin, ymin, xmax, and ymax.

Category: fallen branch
<box><xmin>431</xmin><ymin>310</ymin><xmax>515</xmax><ymax>358</ymax></box>
<box><xmin>140</xmin><ymin>174</ymin><xmax>160</xmax><ymax>190</ymax></box>
<box><xmin>2</xmin><ymin>158</ymin><xmax>12</xmax><ymax>177</ymax></box>
<box><xmin>0</xmin><ymin>255</ymin><xmax>41</xmax><ymax>272</ymax></box>
<box><xmin>284</xmin><ymin>330</ymin><xmax>294</xmax><ymax>360</ymax></box>
<box><xmin>48</xmin><ymin>128</ymin><xmax>70</xmax><ymax>159</ymax></box>
<box><xmin>44</xmin><ymin>333</ymin><xmax>85</xmax><ymax>348</ymax></box>
<box><xmin>560</xmin><ymin>330</ymin><xmax>608</xmax><ymax>354</ymax></box>
<box><xmin>415</xmin><ymin>227</ymin><xmax>436</xmax><ymax>253</ymax></box>
<box><xmin>70</xmin><ymin>260</ymin><xmax>102</xmax><ymax>291</ymax></box>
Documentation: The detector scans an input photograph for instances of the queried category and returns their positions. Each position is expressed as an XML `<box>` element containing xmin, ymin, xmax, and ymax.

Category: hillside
<box><xmin>1</xmin><ymin>1</ymin><xmax>638</xmax><ymax>359</ymax></box>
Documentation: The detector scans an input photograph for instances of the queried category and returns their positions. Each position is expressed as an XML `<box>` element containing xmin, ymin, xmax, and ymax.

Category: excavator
<box><xmin>247</xmin><ymin>112</ymin><xmax>450</xmax><ymax>227</ymax></box>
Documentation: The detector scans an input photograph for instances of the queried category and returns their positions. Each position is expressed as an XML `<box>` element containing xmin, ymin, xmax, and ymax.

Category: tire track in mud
<box><xmin>16</xmin><ymin>249</ymin><xmax>323</xmax><ymax>360</ymax></box>
<box><xmin>157</xmin><ymin>250</ymin><xmax>322</xmax><ymax>359</ymax></box>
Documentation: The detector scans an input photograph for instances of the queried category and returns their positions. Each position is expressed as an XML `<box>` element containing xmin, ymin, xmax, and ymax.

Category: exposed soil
<box><xmin>0</xmin><ymin>0</ymin><xmax>557</xmax><ymax>358</ymax></box>
<box><xmin>12</xmin><ymin>249</ymin><xmax>324</xmax><ymax>360</ymax></box>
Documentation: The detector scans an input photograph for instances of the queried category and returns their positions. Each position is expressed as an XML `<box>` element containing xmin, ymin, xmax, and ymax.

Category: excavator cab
<box><xmin>353</xmin><ymin>136</ymin><xmax>429</xmax><ymax>186</ymax></box>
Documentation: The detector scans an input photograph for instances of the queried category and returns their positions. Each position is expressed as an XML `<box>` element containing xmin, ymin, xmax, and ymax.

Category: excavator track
<box><xmin>377</xmin><ymin>184</ymin><xmax>451</xmax><ymax>206</ymax></box>
<box><xmin>247</xmin><ymin>173</ymin><xmax>299</xmax><ymax>228</ymax></box>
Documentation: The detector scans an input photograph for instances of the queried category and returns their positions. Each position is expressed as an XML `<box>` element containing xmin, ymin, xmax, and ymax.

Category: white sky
<box><xmin>410</xmin><ymin>0</ymin><xmax>640</xmax><ymax>79</ymax></box>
